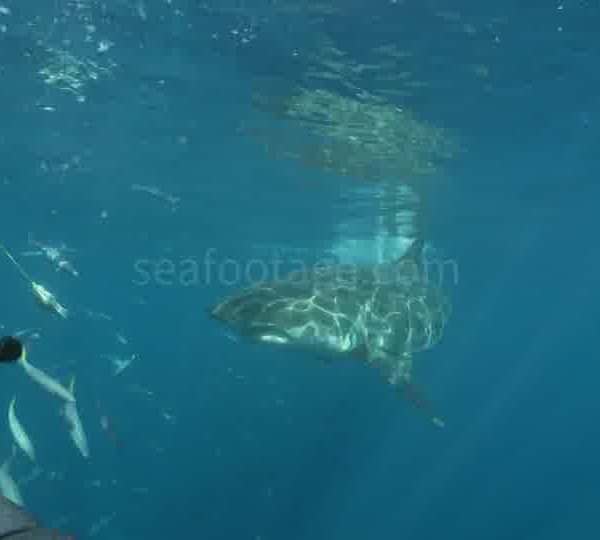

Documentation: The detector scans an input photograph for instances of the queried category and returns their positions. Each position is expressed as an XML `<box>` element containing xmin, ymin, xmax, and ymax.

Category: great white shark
<box><xmin>210</xmin><ymin>238</ymin><xmax>451</xmax><ymax>427</ymax></box>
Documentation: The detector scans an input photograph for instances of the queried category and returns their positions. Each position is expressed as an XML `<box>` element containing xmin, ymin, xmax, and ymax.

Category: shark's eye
<box><xmin>0</xmin><ymin>336</ymin><xmax>23</xmax><ymax>363</ymax></box>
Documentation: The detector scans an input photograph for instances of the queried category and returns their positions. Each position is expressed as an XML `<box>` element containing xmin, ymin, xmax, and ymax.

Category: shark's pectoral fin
<box><xmin>397</xmin><ymin>378</ymin><xmax>445</xmax><ymax>429</ymax></box>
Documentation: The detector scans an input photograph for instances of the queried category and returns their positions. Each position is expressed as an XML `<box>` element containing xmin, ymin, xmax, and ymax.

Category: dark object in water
<box><xmin>0</xmin><ymin>336</ymin><xmax>23</xmax><ymax>363</ymax></box>
<box><xmin>0</xmin><ymin>495</ymin><xmax>74</xmax><ymax>538</ymax></box>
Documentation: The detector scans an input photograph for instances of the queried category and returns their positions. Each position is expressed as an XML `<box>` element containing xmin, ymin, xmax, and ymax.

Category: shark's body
<box><xmin>211</xmin><ymin>242</ymin><xmax>451</xmax><ymax>425</ymax></box>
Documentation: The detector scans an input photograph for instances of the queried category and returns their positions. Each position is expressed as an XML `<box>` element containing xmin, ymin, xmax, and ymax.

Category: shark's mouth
<box><xmin>243</xmin><ymin>323</ymin><xmax>293</xmax><ymax>345</ymax></box>
<box><xmin>210</xmin><ymin>304</ymin><xmax>293</xmax><ymax>346</ymax></box>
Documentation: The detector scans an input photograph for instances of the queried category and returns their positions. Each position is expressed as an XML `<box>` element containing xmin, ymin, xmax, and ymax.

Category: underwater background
<box><xmin>0</xmin><ymin>1</ymin><xmax>599</xmax><ymax>538</ymax></box>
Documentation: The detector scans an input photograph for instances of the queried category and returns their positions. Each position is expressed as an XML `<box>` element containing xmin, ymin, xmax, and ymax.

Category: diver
<box><xmin>0</xmin><ymin>494</ymin><xmax>74</xmax><ymax>539</ymax></box>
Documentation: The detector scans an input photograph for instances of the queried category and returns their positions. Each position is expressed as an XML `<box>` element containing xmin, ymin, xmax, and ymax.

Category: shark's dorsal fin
<box><xmin>393</xmin><ymin>237</ymin><xmax>424</xmax><ymax>283</ymax></box>
<box><xmin>398</xmin><ymin>236</ymin><xmax>424</xmax><ymax>263</ymax></box>
<box><xmin>68</xmin><ymin>375</ymin><xmax>76</xmax><ymax>396</ymax></box>
<box><xmin>391</xmin><ymin>178</ymin><xmax>426</xmax><ymax>278</ymax></box>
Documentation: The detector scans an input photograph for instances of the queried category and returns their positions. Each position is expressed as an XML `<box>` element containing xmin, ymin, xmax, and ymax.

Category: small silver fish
<box><xmin>19</xmin><ymin>349</ymin><xmax>75</xmax><ymax>402</ymax></box>
<box><xmin>0</xmin><ymin>447</ymin><xmax>23</xmax><ymax>506</ymax></box>
<box><xmin>62</xmin><ymin>377</ymin><xmax>90</xmax><ymax>458</ymax></box>
<box><xmin>8</xmin><ymin>397</ymin><xmax>36</xmax><ymax>463</ymax></box>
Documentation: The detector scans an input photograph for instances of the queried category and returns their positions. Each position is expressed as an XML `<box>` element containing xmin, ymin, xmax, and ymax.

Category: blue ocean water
<box><xmin>0</xmin><ymin>1</ymin><xmax>599</xmax><ymax>539</ymax></box>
